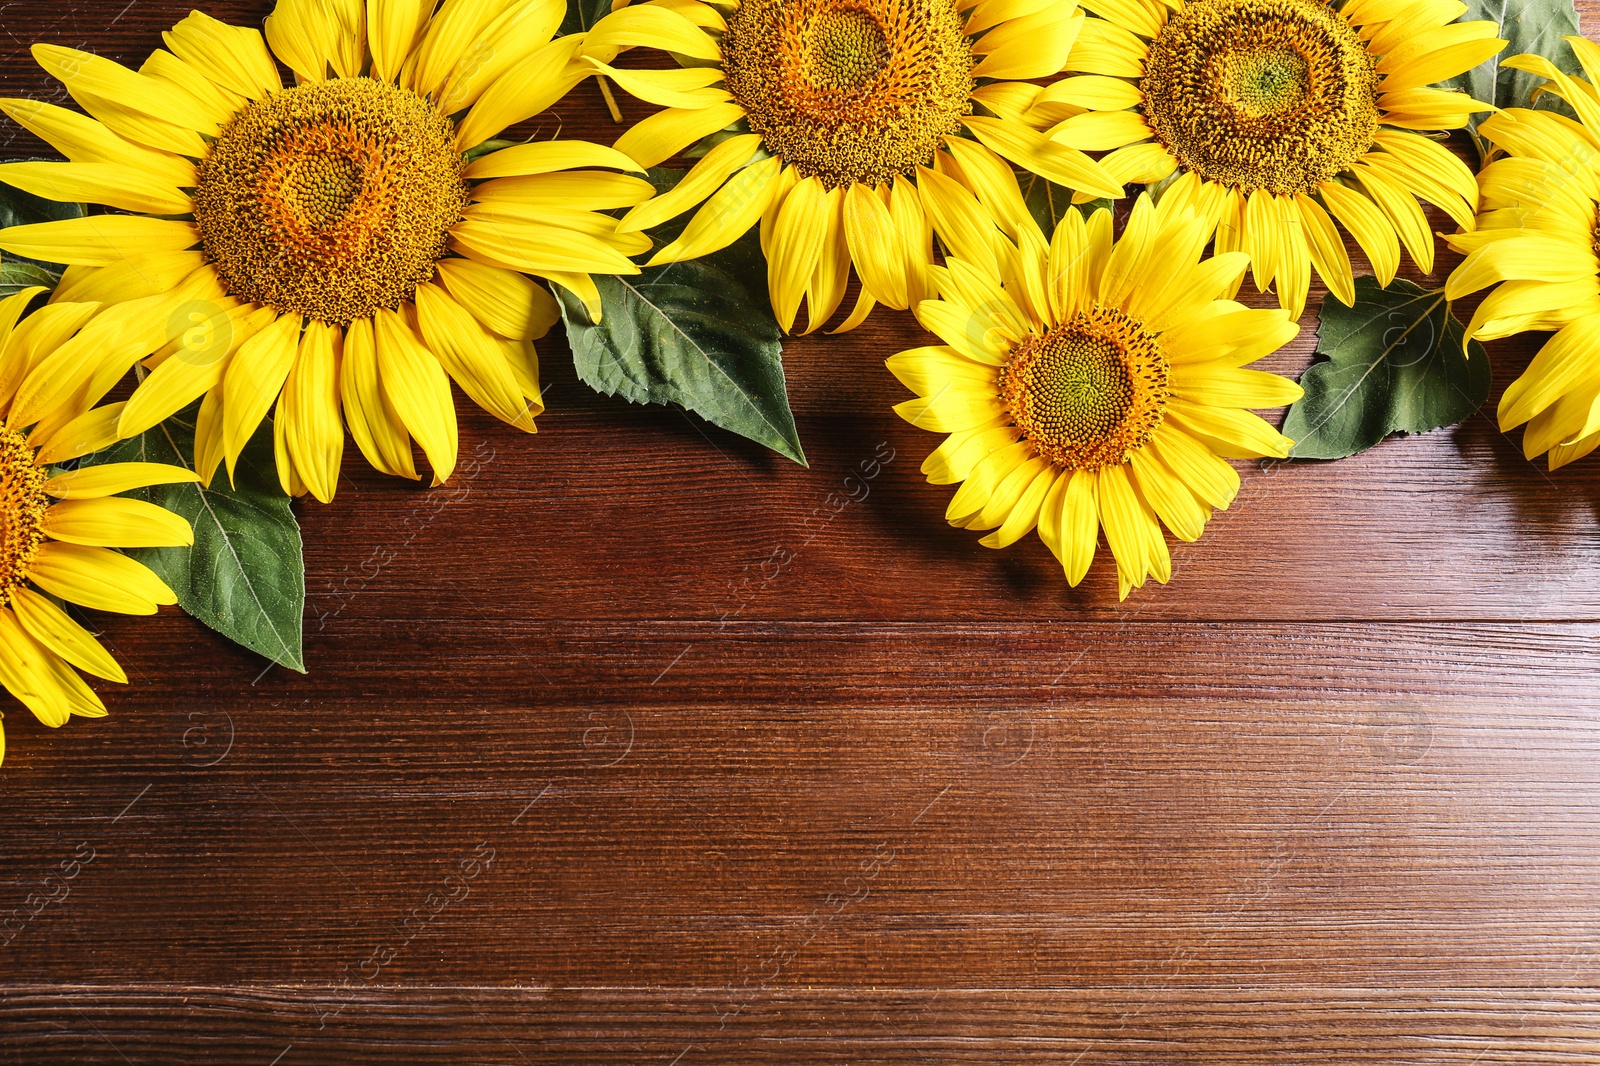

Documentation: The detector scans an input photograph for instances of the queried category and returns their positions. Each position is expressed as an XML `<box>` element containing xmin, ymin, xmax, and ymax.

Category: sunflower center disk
<box><xmin>723</xmin><ymin>0</ymin><xmax>974</xmax><ymax>188</ymax></box>
<box><xmin>0</xmin><ymin>428</ymin><xmax>47</xmax><ymax>609</ymax></box>
<box><xmin>193</xmin><ymin>78</ymin><xmax>468</xmax><ymax>326</ymax></box>
<box><xmin>1141</xmin><ymin>0</ymin><xmax>1378</xmax><ymax>196</ymax></box>
<box><xmin>998</xmin><ymin>308</ymin><xmax>1170</xmax><ymax>470</ymax></box>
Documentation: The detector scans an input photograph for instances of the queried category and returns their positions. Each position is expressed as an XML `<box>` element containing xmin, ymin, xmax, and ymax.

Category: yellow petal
<box><xmin>455</xmin><ymin>37</ymin><xmax>588</xmax><ymax>150</ymax></box>
<box><xmin>0</xmin><ymin>216</ymin><xmax>197</xmax><ymax>268</ymax></box>
<box><xmin>1348</xmin><ymin>164</ymin><xmax>1435</xmax><ymax>273</ymax></box>
<box><xmin>618</xmin><ymin>133</ymin><xmax>761</xmax><ymax>233</ymax></box>
<box><xmin>473</xmin><ymin>170</ymin><xmax>658</xmax><ymax>211</ymax></box>
<box><xmin>766</xmin><ymin>176</ymin><xmax>831</xmax><ymax>333</ymax></box>
<box><xmin>36</xmin><ymin>402</ymin><xmax>127</xmax><ymax>466</ymax></box>
<box><xmin>435</xmin><ymin>258</ymin><xmax>558</xmax><ymax>341</ymax></box>
<box><xmin>1295</xmin><ymin>192</ymin><xmax>1355</xmax><ymax>307</ymax></box>
<box><xmin>1095</xmin><ymin>463</ymin><xmax>1151</xmax><ymax>595</ymax></box>
<box><xmin>1445</xmin><ymin>233</ymin><xmax>1595</xmax><ymax>299</ymax></box>
<box><xmin>366</xmin><ymin>0</ymin><xmax>433</xmax><ymax>83</ymax></box>
<box><xmin>894</xmin><ymin>386</ymin><xmax>1010</xmax><ymax>433</ymax></box>
<box><xmin>0</xmin><ymin>607</ymin><xmax>73</xmax><ymax>727</ymax></box>
<box><xmin>1317</xmin><ymin>180</ymin><xmax>1400</xmax><ymax>286</ymax></box>
<box><xmin>28</xmin><ymin>542</ymin><xmax>177</xmax><ymax>614</ymax></box>
<box><xmin>1066</xmin><ymin>15</ymin><xmax>1147</xmax><ymax>77</ymax></box>
<box><xmin>450</xmin><ymin>212</ymin><xmax>639</xmax><ymax>275</ymax></box>
<box><xmin>10</xmin><ymin>586</ymin><xmax>126</xmax><ymax>683</ymax></box>
<box><xmin>51</xmin><ymin>250</ymin><xmax>206</xmax><ymax>306</ymax></box>
<box><xmin>583</xmin><ymin>4</ymin><xmax>721</xmax><ymax>60</ymax></box>
<box><xmin>1049</xmin><ymin>108</ymin><xmax>1152</xmax><ymax>152</ymax></box>
<box><xmin>1146</xmin><ymin>428</ymin><xmax>1239</xmax><ymax>511</ymax></box>
<box><xmin>613</xmin><ymin>102</ymin><xmax>746</xmax><ymax>169</ymax></box>
<box><xmin>1128</xmin><ymin>446</ymin><xmax>1208</xmax><ymax>542</ymax></box>
<box><xmin>414</xmin><ymin>282</ymin><xmax>537</xmax><ymax>430</ymax></box>
<box><xmin>31</xmin><ymin>43</ymin><xmax>216</xmax><ymax>139</ymax></box>
<box><xmin>579</xmin><ymin>58</ymin><xmax>727</xmax><ymax>111</ymax></box>
<box><xmin>340</xmin><ymin>316</ymin><xmax>418</xmax><ymax>479</ymax></box>
<box><xmin>222</xmin><ymin>312</ymin><xmax>303</xmax><ymax>479</ymax></box>
<box><xmin>646</xmin><ymin>154</ymin><xmax>784</xmax><ymax>265</ymax></box>
<box><xmin>803</xmin><ymin>186</ymin><xmax>850</xmax><ymax>334</ymax></box>
<box><xmin>463</xmin><ymin>139</ymin><xmax>645</xmax><ymax>180</ymax></box>
<box><xmin>962</xmin><ymin>114</ymin><xmax>1123</xmax><ymax>199</ymax></box>
<box><xmin>843</xmin><ymin>183</ymin><xmax>909</xmax><ymax>309</ymax></box>
<box><xmin>979</xmin><ymin>465</ymin><xmax>1057</xmax><ymax>547</ymax></box>
<box><xmin>1038</xmin><ymin>73</ymin><xmax>1143</xmax><ymax>110</ymax></box>
<box><xmin>434</xmin><ymin>0</ymin><xmax>563</xmax><ymax>113</ymax></box>
<box><xmin>1171</xmin><ymin>364</ymin><xmax>1304</xmax><ymax>410</ymax></box>
<box><xmin>916</xmin><ymin>165</ymin><xmax>1005</xmax><ymax>278</ymax></box>
<box><xmin>163</xmin><ymin>11</ymin><xmax>281</xmax><ymax>100</ymax></box>
<box><xmin>44</xmin><ymin>462</ymin><xmax>201</xmax><ymax>499</ymax></box>
<box><xmin>119</xmin><ymin>304</ymin><xmax>276</xmax><ymax>438</ymax></box>
<box><xmin>946</xmin><ymin>440</ymin><xmax>1032</xmax><ymax>523</ymax></box>
<box><xmin>1378</xmin><ymin>29</ymin><xmax>1506</xmax><ymax>93</ymax></box>
<box><xmin>43</xmin><ymin>497</ymin><xmax>193</xmax><ymax>548</ymax></box>
<box><xmin>0</xmin><ymin>97</ymin><xmax>194</xmax><ymax>188</ymax></box>
<box><xmin>277</xmin><ymin>320</ymin><xmax>345</xmax><ymax>503</ymax></box>
<box><xmin>408</xmin><ymin>0</ymin><xmax>522</xmax><ymax>98</ymax></box>
<box><xmin>1499</xmin><ymin>314</ymin><xmax>1600</xmax><ymax>429</ymax></box>
<box><xmin>373</xmin><ymin>308</ymin><xmax>458</xmax><ymax>484</ymax></box>
<box><xmin>1057</xmin><ymin>467</ymin><xmax>1099</xmax><ymax>585</ymax></box>
<box><xmin>1165</xmin><ymin>398</ymin><xmax>1292</xmax><ymax>459</ymax></box>
<box><xmin>971</xmin><ymin>8</ymin><xmax>1083</xmax><ymax>80</ymax></box>
<box><xmin>0</xmin><ymin>159</ymin><xmax>189</xmax><ymax>216</ymax></box>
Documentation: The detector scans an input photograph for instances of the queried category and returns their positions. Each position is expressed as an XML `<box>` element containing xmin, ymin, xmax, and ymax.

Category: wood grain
<box><xmin>3</xmin><ymin>1</ymin><xmax>1600</xmax><ymax>1062</ymax></box>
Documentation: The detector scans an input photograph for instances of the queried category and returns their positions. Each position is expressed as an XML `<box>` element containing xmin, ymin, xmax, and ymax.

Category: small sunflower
<box><xmin>0</xmin><ymin>0</ymin><xmax>651</xmax><ymax>498</ymax></box>
<box><xmin>0</xmin><ymin>286</ymin><xmax>200</xmax><ymax>762</ymax></box>
<box><xmin>890</xmin><ymin>193</ymin><xmax>1303</xmax><ymax>599</ymax></box>
<box><xmin>581</xmin><ymin>0</ymin><xmax>1125</xmax><ymax>333</ymax></box>
<box><xmin>1056</xmin><ymin>0</ymin><xmax>1504</xmax><ymax>316</ymax></box>
<box><xmin>1446</xmin><ymin>39</ymin><xmax>1600</xmax><ymax>470</ymax></box>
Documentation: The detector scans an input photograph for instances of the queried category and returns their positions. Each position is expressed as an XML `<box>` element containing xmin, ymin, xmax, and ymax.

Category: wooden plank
<box><xmin>0</xmin><ymin>0</ymin><xmax>1596</xmax><ymax>1061</ymax></box>
<box><xmin>5</xmin><ymin>985</ymin><xmax>1600</xmax><ymax>1063</ymax></box>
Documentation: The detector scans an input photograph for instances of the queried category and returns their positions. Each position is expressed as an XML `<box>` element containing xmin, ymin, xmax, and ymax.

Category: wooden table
<box><xmin>3</xmin><ymin>2</ymin><xmax>1599</xmax><ymax>1061</ymax></box>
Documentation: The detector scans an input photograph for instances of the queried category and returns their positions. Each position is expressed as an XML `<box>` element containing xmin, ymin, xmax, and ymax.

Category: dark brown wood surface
<box><xmin>3</xmin><ymin>2</ymin><xmax>1600</xmax><ymax>1061</ymax></box>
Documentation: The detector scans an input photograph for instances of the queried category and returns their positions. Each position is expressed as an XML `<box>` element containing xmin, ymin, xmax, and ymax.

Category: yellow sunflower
<box><xmin>1446</xmin><ymin>39</ymin><xmax>1600</xmax><ymax>470</ymax></box>
<box><xmin>0</xmin><ymin>0</ymin><xmax>652</xmax><ymax>499</ymax></box>
<box><xmin>580</xmin><ymin>0</ymin><xmax>1125</xmax><ymax>333</ymax></box>
<box><xmin>0</xmin><ymin>285</ymin><xmax>201</xmax><ymax>762</ymax></box>
<box><xmin>1054</xmin><ymin>0</ymin><xmax>1503</xmax><ymax>317</ymax></box>
<box><xmin>890</xmin><ymin>192</ymin><xmax>1303</xmax><ymax>599</ymax></box>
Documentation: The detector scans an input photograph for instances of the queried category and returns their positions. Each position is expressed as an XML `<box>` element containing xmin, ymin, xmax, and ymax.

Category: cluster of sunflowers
<box><xmin>0</xmin><ymin>0</ymin><xmax>1591</xmax><ymax>757</ymax></box>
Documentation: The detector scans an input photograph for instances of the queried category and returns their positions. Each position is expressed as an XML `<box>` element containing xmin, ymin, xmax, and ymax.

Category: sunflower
<box><xmin>1053</xmin><ymin>0</ymin><xmax>1503</xmax><ymax>317</ymax></box>
<box><xmin>0</xmin><ymin>285</ymin><xmax>201</xmax><ymax>762</ymax></box>
<box><xmin>1445</xmin><ymin>39</ymin><xmax>1600</xmax><ymax>470</ymax></box>
<box><xmin>0</xmin><ymin>0</ymin><xmax>651</xmax><ymax>499</ymax></box>
<box><xmin>890</xmin><ymin>192</ymin><xmax>1303</xmax><ymax>599</ymax></box>
<box><xmin>579</xmin><ymin>0</ymin><xmax>1125</xmax><ymax>333</ymax></box>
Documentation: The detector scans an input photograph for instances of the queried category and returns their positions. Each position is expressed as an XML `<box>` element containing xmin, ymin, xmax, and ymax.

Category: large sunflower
<box><xmin>0</xmin><ymin>0</ymin><xmax>650</xmax><ymax>499</ymax></box>
<box><xmin>0</xmin><ymin>286</ymin><xmax>200</xmax><ymax>762</ymax></box>
<box><xmin>1054</xmin><ymin>0</ymin><xmax>1503</xmax><ymax>317</ymax></box>
<box><xmin>890</xmin><ymin>193</ymin><xmax>1302</xmax><ymax>599</ymax></box>
<box><xmin>580</xmin><ymin>0</ymin><xmax>1124</xmax><ymax>333</ymax></box>
<box><xmin>1446</xmin><ymin>40</ymin><xmax>1600</xmax><ymax>470</ymax></box>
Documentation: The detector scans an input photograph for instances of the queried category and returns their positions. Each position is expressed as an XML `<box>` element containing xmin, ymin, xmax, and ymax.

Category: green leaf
<box><xmin>560</xmin><ymin>0</ymin><xmax>614</xmax><ymax>35</ymax></box>
<box><xmin>1442</xmin><ymin>0</ymin><xmax>1582</xmax><ymax>153</ymax></box>
<box><xmin>555</xmin><ymin>168</ymin><xmax>806</xmax><ymax>465</ymax></box>
<box><xmin>0</xmin><ymin>177</ymin><xmax>83</xmax><ymax>231</ymax></box>
<box><xmin>84</xmin><ymin>408</ymin><xmax>307</xmax><ymax>672</ymax></box>
<box><xmin>1282</xmin><ymin>276</ymin><xmax>1491</xmax><ymax>460</ymax></box>
<box><xmin>1019</xmin><ymin>172</ymin><xmax>1111</xmax><ymax>237</ymax></box>
<box><xmin>1</xmin><ymin>175</ymin><xmax>85</xmax><ymax>281</ymax></box>
<box><xmin>0</xmin><ymin>260</ymin><xmax>58</xmax><ymax>298</ymax></box>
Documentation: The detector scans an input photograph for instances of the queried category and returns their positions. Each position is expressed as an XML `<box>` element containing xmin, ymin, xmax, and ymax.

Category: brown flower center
<box><xmin>997</xmin><ymin>307</ymin><xmax>1170</xmax><ymax>469</ymax></box>
<box><xmin>193</xmin><ymin>77</ymin><xmax>467</xmax><ymax>326</ymax></box>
